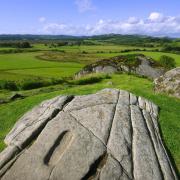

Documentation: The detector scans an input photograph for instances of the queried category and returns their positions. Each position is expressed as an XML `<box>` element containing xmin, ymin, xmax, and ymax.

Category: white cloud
<box><xmin>39</xmin><ymin>17</ymin><xmax>46</xmax><ymax>23</ymax></box>
<box><xmin>75</xmin><ymin>0</ymin><xmax>95</xmax><ymax>13</ymax></box>
<box><xmin>40</xmin><ymin>12</ymin><xmax>180</xmax><ymax>37</ymax></box>
<box><xmin>148</xmin><ymin>12</ymin><xmax>164</xmax><ymax>22</ymax></box>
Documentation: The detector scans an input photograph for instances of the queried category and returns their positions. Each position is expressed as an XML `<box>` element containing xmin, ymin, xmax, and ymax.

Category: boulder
<box><xmin>154</xmin><ymin>67</ymin><xmax>180</xmax><ymax>98</ymax></box>
<box><xmin>0</xmin><ymin>89</ymin><xmax>177</xmax><ymax>180</ymax></box>
<box><xmin>135</xmin><ymin>56</ymin><xmax>164</xmax><ymax>79</ymax></box>
<box><xmin>75</xmin><ymin>54</ymin><xmax>165</xmax><ymax>79</ymax></box>
<box><xmin>9</xmin><ymin>93</ymin><xmax>25</xmax><ymax>101</ymax></box>
<box><xmin>0</xmin><ymin>99</ymin><xmax>6</xmax><ymax>104</ymax></box>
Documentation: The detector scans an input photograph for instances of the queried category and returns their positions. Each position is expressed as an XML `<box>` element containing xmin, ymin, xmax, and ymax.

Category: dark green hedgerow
<box><xmin>72</xmin><ymin>74</ymin><xmax>111</xmax><ymax>85</ymax></box>
<box><xmin>0</xmin><ymin>74</ymin><xmax>111</xmax><ymax>91</ymax></box>
<box><xmin>0</xmin><ymin>78</ymin><xmax>66</xmax><ymax>91</ymax></box>
<box><xmin>159</xmin><ymin>55</ymin><xmax>176</xmax><ymax>69</ymax></box>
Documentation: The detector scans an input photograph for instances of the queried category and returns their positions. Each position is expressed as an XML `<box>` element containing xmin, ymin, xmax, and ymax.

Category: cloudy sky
<box><xmin>0</xmin><ymin>0</ymin><xmax>180</xmax><ymax>37</ymax></box>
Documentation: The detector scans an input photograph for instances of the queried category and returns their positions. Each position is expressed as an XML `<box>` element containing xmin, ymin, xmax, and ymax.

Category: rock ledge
<box><xmin>75</xmin><ymin>54</ymin><xmax>165</xmax><ymax>79</ymax></box>
<box><xmin>0</xmin><ymin>89</ymin><xmax>177</xmax><ymax>180</ymax></box>
<box><xmin>154</xmin><ymin>67</ymin><xmax>180</xmax><ymax>98</ymax></box>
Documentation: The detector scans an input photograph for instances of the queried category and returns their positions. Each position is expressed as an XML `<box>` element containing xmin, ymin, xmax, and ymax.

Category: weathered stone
<box><xmin>75</xmin><ymin>55</ymin><xmax>165</xmax><ymax>80</ymax></box>
<box><xmin>143</xmin><ymin>110</ymin><xmax>177</xmax><ymax>180</ymax></box>
<box><xmin>119</xmin><ymin>90</ymin><xmax>130</xmax><ymax>105</ymax></box>
<box><xmin>0</xmin><ymin>146</ymin><xmax>19</xmax><ymax>170</ymax></box>
<box><xmin>9</xmin><ymin>93</ymin><xmax>24</xmax><ymax>101</ymax></box>
<box><xmin>64</xmin><ymin>88</ymin><xmax>119</xmax><ymax>111</ymax></box>
<box><xmin>130</xmin><ymin>105</ymin><xmax>162</xmax><ymax>180</ymax></box>
<box><xmin>135</xmin><ymin>57</ymin><xmax>164</xmax><ymax>79</ymax></box>
<box><xmin>106</xmin><ymin>81</ymin><xmax>113</xmax><ymax>86</ymax></box>
<box><xmin>2</xmin><ymin>112</ymin><xmax>106</xmax><ymax>180</ymax></box>
<box><xmin>99</xmin><ymin>155</ymin><xmax>129</xmax><ymax>180</ymax></box>
<box><xmin>107</xmin><ymin>103</ymin><xmax>132</xmax><ymax>178</ymax></box>
<box><xmin>154</xmin><ymin>67</ymin><xmax>180</xmax><ymax>98</ymax></box>
<box><xmin>4</xmin><ymin>95</ymin><xmax>73</xmax><ymax>149</ymax></box>
<box><xmin>0</xmin><ymin>99</ymin><xmax>6</xmax><ymax>104</ymax></box>
<box><xmin>130</xmin><ymin>93</ymin><xmax>137</xmax><ymax>105</ymax></box>
<box><xmin>0</xmin><ymin>89</ymin><xmax>177</xmax><ymax>180</ymax></box>
<box><xmin>69</xmin><ymin>104</ymin><xmax>116</xmax><ymax>144</ymax></box>
<box><xmin>93</xmin><ymin>65</ymin><xmax>118</xmax><ymax>74</ymax></box>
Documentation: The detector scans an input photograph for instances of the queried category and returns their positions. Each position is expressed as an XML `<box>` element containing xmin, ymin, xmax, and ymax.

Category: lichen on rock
<box><xmin>75</xmin><ymin>54</ymin><xmax>165</xmax><ymax>79</ymax></box>
<box><xmin>154</xmin><ymin>67</ymin><xmax>180</xmax><ymax>98</ymax></box>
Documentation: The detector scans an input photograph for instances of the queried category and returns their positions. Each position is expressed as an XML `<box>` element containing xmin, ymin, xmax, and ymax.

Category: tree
<box><xmin>159</xmin><ymin>55</ymin><xmax>176</xmax><ymax>69</ymax></box>
<box><xmin>17</xmin><ymin>42</ymin><xmax>31</xmax><ymax>48</ymax></box>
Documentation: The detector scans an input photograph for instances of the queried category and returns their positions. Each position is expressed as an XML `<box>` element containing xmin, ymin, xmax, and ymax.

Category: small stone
<box><xmin>9</xmin><ymin>93</ymin><xmax>24</xmax><ymax>101</ymax></box>
<box><xmin>106</xmin><ymin>81</ymin><xmax>113</xmax><ymax>86</ymax></box>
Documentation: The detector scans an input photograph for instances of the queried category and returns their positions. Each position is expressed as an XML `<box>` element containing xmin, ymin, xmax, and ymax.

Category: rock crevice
<box><xmin>0</xmin><ymin>89</ymin><xmax>178</xmax><ymax>180</ymax></box>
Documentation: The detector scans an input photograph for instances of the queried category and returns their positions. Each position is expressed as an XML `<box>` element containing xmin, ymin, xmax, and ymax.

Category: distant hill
<box><xmin>0</xmin><ymin>34</ymin><xmax>176</xmax><ymax>47</ymax></box>
<box><xmin>87</xmin><ymin>34</ymin><xmax>173</xmax><ymax>46</ymax></box>
<box><xmin>0</xmin><ymin>34</ymin><xmax>79</xmax><ymax>41</ymax></box>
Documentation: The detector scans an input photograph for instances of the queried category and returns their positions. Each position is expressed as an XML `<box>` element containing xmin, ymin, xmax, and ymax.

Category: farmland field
<box><xmin>0</xmin><ymin>52</ymin><xmax>83</xmax><ymax>80</ymax></box>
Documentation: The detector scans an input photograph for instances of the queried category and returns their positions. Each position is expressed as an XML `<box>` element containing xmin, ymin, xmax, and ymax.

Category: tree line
<box><xmin>0</xmin><ymin>42</ymin><xmax>31</xmax><ymax>48</ymax></box>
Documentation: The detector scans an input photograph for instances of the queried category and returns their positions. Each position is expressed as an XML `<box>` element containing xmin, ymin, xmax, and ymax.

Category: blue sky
<box><xmin>0</xmin><ymin>0</ymin><xmax>180</xmax><ymax>36</ymax></box>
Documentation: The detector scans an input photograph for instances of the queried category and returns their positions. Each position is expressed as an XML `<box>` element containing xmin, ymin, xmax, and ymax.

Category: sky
<box><xmin>0</xmin><ymin>0</ymin><xmax>180</xmax><ymax>37</ymax></box>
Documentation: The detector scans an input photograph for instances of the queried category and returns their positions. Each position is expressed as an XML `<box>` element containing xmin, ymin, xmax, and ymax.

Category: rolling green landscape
<box><xmin>0</xmin><ymin>34</ymin><xmax>180</xmax><ymax>174</ymax></box>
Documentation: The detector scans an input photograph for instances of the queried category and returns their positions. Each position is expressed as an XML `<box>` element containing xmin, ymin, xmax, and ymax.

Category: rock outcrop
<box><xmin>154</xmin><ymin>67</ymin><xmax>180</xmax><ymax>98</ymax></box>
<box><xmin>0</xmin><ymin>89</ymin><xmax>177</xmax><ymax>180</ymax></box>
<box><xmin>75</xmin><ymin>54</ymin><xmax>165</xmax><ymax>79</ymax></box>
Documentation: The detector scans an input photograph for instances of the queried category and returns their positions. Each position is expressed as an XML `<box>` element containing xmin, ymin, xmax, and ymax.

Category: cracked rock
<box><xmin>154</xmin><ymin>67</ymin><xmax>180</xmax><ymax>98</ymax></box>
<box><xmin>0</xmin><ymin>89</ymin><xmax>178</xmax><ymax>180</ymax></box>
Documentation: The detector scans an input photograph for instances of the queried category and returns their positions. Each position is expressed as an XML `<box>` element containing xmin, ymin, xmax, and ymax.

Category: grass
<box><xmin>119</xmin><ymin>51</ymin><xmax>180</xmax><ymax>66</ymax></box>
<box><xmin>37</xmin><ymin>48</ymin><xmax>180</xmax><ymax>66</ymax></box>
<box><xmin>0</xmin><ymin>52</ymin><xmax>83</xmax><ymax>80</ymax></box>
<box><xmin>6</xmin><ymin>65</ymin><xmax>83</xmax><ymax>78</ymax></box>
<box><xmin>0</xmin><ymin>73</ymin><xmax>179</xmax><ymax>173</ymax></box>
<box><xmin>72</xmin><ymin>73</ymin><xmax>111</xmax><ymax>85</ymax></box>
<box><xmin>0</xmin><ymin>52</ymin><xmax>77</xmax><ymax>70</ymax></box>
<box><xmin>0</xmin><ymin>71</ymin><xmax>34</xmax><ymax>80</ymax></box>
<box><xmin>33</xmin><ymin>44</ymin><xmax>150</xmax><ymax>52</ymax></box>
<box><xmin>1</xmin><ymin>47</ymin><xmax>179</xmax><ymax>82</ymax></box>
<box><xmin>0</xmin><ymin>43</ymin><xmax>179</xmax><ymax>174</ymax></box>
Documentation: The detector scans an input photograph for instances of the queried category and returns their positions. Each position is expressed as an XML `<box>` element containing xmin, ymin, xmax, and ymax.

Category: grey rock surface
<box><xmin>154</xmin><ymin>67</ymin><xmax>180</xmax><ymax>98</ymax></box>
<box><xmin>75</xmin><ymin>55</ymin><xmax>165</xmax><ymax>79</ymax></box>
<box><xmin>135</xmin><ymin>57</ymin><xmax>164</xmax><ymax>79</ymax></box>
<box><xmin>0</xmin><ymin>89</ymin><xmax>178</xmax><ymax>180</ymax></box>
<box><xmin>94</xmin><ymin>65</ymin><xmax>118</xmax><ymax>74</ymax></box>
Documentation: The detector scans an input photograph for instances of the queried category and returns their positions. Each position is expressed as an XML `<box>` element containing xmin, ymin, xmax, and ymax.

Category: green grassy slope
<box><xmin>0</xmin><ymin>74</ymin><xmax>179</xmax><ymax>173</ymax></box>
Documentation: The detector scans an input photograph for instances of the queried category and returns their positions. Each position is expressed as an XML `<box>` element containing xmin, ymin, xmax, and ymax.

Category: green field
<box><xmin>0</xmin><ymin>43</ymin><xmax>179</xmax><ymax>174</ymax></box>
<box><xmin>0</xmin><ymin>52</ymin><xmax>83</xmax><ymax>80</ymax></box>
<box><xmin>33</xmin><ymin>44</ymin><xmax>153</xmax><ymax>52</ymax></box>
